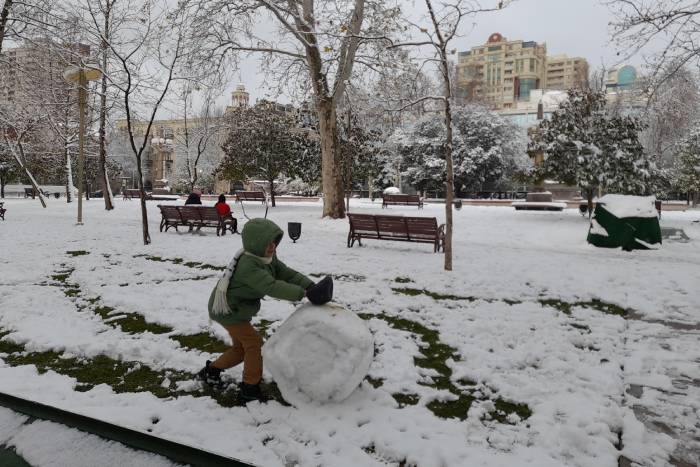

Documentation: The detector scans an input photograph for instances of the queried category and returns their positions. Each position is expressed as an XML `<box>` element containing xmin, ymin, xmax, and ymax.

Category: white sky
<box><xmin>220</xmin><ymin>0</ymin><xmax>629</xmax><ymax>108</ymax></box>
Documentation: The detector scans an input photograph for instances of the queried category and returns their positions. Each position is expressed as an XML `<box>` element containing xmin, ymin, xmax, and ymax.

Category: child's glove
<box><xmin>306</xmin><ymin>276</ymin><xmax>333</xmax><ymax>305</ymax></box>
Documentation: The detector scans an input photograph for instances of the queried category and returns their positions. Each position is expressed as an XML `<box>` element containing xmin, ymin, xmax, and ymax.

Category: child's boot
<box><xmin>197</xmin><ymin>360</ymin><xmax>223</xmax><ymax>387</ymax></box>
<box><xmin>239</xmin><ymin>382</ymin><xmax>263</xmax><ymax>402</ymax></box>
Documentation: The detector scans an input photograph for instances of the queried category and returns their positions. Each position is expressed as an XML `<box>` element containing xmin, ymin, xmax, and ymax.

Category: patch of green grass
<box><xmin>569</xmin><ymin>323</ymin><xmax>591</xmax><ymax>333</ymax></box>
<box><xmin>394</xmin><ymin>277</ymin><xmax>413</xmax><ymax>283</ymax></box>
<box><xmin>365</xmin><ymin>376</ymin><xmax>384</xmax><ymax>389</ymax></box>
<box><xmin>539</xmin><ymin>298</ymin><xmax>572</xmax><ymax>314</ymax></box>
<box><xmin>66</xmin><ymin>250</ymin><xmax>89</xmax><ymax>257</ymax></box>
<box><xmin>142</xmin><ymin>256</ymin><xmax>224</xmax><ymax>271</ymax></box>
<box><xmin>171</xmin><ymin>332</ymin><xmax>229</xmax><ymax>353</ymax></box>
<box><xmin>94</xmin><ymin>305</ymin><xmax>172</xmax><ymax>335</ymax></box>
<box><xmin>492</xmin><ymin>399</ymin><xmax>532</xmax><ymax>423</ymax></box>
<box><xmin>578</xmin><ymin>299</ymin><xmax>628</xmax><ymax>317</ymax></box>
<box><xmin>393</xmin><ymin>393</ymin><xmax>420</xmax><ymax>407</ymax></box>
<box><xmin>392</xmin><ymin>287</ymin><xmax>479</xmax><ymax>302</ymax></box>
<box><xmin>359</xmin><ymin>312</ymin><xmax>530</xmax><ymax>423</ymax></box>
<box><xmin>426</xmin><ymin>394</ymin><xmax>475</xmax><ymax>419</ymax></box>
<box><xmin>539</xmin><ymin>297</ymin><xmax>629</xmax><ymax>317</ymax></box>
<box><xmin>51</xmin><ymin>272</ymin><xmax>72</xmax><ymax>283</ymax></box>
<box><xmin>0</xmin><ymin>331</ymin><xmax>286</xmax><ymax>408</ymax></box>
<box><xmin>310</xmin><ymin>272</ymin><xmax>366</xmax><ymax>282</ymax></box>
<box><xmin>254</xmin><ymin>319</ymin><xmax>277</xmax><ymax>339</ymax></box>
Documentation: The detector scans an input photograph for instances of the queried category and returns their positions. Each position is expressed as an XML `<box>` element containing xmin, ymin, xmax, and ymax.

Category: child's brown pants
<box><xmin>212</xmin><ymin>321</ymin><xmax>263</xmax><ymax>385</ymax></box>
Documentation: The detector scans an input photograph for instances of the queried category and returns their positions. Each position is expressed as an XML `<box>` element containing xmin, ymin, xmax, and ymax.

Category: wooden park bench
<box><xmin>347</xmin><ymin>213</ymin><xmax>445</xmax><ymax>252</ymax></box>
<box><xmin>0</xmin><ymin>202</ymin><xmax>5</xmax><ymax>221</ymax></box>
<box><xmin>157</xmin><ymin>205</ymin><xmax>237</xmax><ymax>236</ymax></box>
<box><xmin>382</xmin><ymin>194</ymin><xmax>423</xmax><ymax>209</ymax></box>
<box><xmin>122</xmin><ymin>188</ymin><xmax>151</xmax><ymax>200</ymax></box>
<box><xmin>235</xmin><ymin>190</ymin><xmax>267</xmax><ymax>204</ymax></box>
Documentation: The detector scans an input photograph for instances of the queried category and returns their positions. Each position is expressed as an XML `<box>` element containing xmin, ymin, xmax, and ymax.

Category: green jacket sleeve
<box><xmin>240</xmin><ymin>263</ymin><xmax>307</xmax><ymax>302</ymax></box>
<box><xmin>274</xmin><ymin>257</ymin><xmax>314</xmax><ymax>290</ymax></box>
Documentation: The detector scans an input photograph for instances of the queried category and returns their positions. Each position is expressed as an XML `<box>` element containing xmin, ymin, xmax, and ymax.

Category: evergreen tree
<box><xmin>672</xmin><ymin>127</ymin><xmax>700</xmax><ymax>206</ymax></box>
<box><xmin>217</xmin><ymin>101</ymin><xmax>320</xmax><ymax>207</ymax></box>
<box><xmin>530</xmin><ymin>89</ymin><xmax>656</xmax><ymax>212</ymax></box>
<box><xmin>395</xmin><ymin>104</ymin><xmax>527</xmax><ymax>196</ymax></box>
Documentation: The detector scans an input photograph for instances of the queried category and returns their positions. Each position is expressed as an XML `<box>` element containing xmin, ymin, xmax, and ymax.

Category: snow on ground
<box><xmin>0</xmin><ymin>407</ymin><xmax>177</xmax><ymax>467</ymax></box>
<box><xmin>0</xmin><ymin>196</ymin><xmax>698</xmax><ymax>467</ymax></box>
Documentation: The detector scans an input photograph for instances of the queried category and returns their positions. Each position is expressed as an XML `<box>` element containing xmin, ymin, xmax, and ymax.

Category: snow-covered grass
<box><xmin>0</xmin><ymin>197</ymin><xmax>698</xmax><ymax>467</ymax></box>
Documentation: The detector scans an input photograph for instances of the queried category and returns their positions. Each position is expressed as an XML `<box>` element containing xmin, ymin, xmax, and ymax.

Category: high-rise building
<box><xmin>545</xmin><ymin>55</ymin><xmax>589</xmax><ymax>91</ymax></box>
<box><xmin>0</xmin><ymin>40</ymin><xmax>90</xmax><ymax>108</ymax></box>
<box><xmin>456</xmin><ymin>33</ymin><xmax>588</xmax><ymax>110</ymax></box>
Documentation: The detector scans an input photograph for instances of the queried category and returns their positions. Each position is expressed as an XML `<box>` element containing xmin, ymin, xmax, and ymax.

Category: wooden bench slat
<box><xmin>158</xmin><ymin>205</ymin><xmax>237</xmax><ymax>236</ymax></box>
<box><xmin>382</xmin><ymin>194</ymin><xmax>423</xmax><ymax>209</ymax></box>
<box><xmin>347</xmin><ymin>213</ymin><xmax>443</xmax><ymax>252</ymax></box>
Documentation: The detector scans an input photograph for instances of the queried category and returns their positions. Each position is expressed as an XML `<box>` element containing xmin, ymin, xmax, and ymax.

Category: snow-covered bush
<box><xmin>391</xmin><ymin>104</ymin><xmax>528</xmax><ymax>195</ymax></box>
<box><xmin>262</xmin><ymin>304</ymin><xmax>374</xmax><ymax>406</ymax></box>
<box><xmin>531</xmin><ymin>88</ymin><xmax>657</xmax><ymax>205</ymax></box>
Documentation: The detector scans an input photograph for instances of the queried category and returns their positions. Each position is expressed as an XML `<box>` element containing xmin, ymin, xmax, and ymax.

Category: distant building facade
<box><xmin>115</xmin><ymin>85</ymin><xmax>316</xmax><ymax>194</ymax></box>
<box><xmin>0</xmin><ymin>40</ymin><xmax>90</xmax><ymax>107</ymax></box>
<box><xmin>456</xmin><ymin>33</ymin><xmax>588</xmax><ymax>110</ymax></box>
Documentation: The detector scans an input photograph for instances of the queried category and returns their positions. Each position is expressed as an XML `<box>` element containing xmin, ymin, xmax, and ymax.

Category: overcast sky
<box><xmin>219</xmin><ymin>0</ymin><xmax>629</xmax><ymax>108</ymax></box>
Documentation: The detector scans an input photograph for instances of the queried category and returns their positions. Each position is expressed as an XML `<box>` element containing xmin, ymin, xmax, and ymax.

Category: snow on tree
<box><xmin>395</xmin><ymin>104</ymin><xmax>527</xmax><ymax>196</ymax></box>
<box><xmin>196</xmin><ymin>0</ymin><xmax>403</xmax><ymax>219</ymax></box>
<box><xmin>672</xmin><ymin>126</ymin><xmax>700</xmax><ymax>206</ymax></box>
<box><xmin>530</xmin><ymin>88</ymin><xmax>656</xmax><ymax>213</ymax></box>
<box><xmin>217</xmin><ymin>101</ymin><xmax>320</xmax><ymax>207</ymax></box>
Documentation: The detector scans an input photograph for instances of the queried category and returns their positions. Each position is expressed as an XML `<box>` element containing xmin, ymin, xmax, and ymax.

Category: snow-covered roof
<box><xmin>598</xmin><ymin>194</ymin><xmax>657</xmax><ymax>218</ymax></box>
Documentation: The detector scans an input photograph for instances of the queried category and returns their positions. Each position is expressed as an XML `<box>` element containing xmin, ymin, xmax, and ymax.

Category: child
<box><xmin>214</xmin><ymin>194</ymin><xmax>237</xmax><ymax>234</ymax></box>
<box><xmin>198</xmin><ymin>218</ymin><xmax>332</xmax><ymax>402</ymax></box>
<box><xmin>214</xmin><ymin>193</ymin><xmax>232</xmax><ymax>217</ymax></box>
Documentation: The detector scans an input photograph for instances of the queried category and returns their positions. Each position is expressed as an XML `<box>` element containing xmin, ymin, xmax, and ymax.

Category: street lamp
<box><xmin>63</xmin><ymin>64</ymin><xmax>102</xmax><ymax>225</ymax></box>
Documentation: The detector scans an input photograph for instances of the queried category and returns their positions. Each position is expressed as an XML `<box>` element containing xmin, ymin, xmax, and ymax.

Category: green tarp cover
<box><xmin>587</xmin><ymin>203</ymin><xmax>662</xmax><ymax>251</ymax></box>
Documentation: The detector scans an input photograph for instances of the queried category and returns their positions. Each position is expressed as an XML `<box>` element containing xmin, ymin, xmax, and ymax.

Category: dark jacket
<box><xmin>185</xmin><ymin>193</ymin><xmax>202</xmax><ymax>205</ymax></box>
<box><xmin>208</xmin><ymin>218</ymin><xmax>313</xmax><ymax>324</ymax></box>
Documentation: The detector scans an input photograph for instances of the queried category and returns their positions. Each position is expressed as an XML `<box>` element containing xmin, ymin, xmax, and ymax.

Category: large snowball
<box><xmin>262</xmin><ymin>303</ymin><xmax>374</xmax><ymax>406</ymax></box>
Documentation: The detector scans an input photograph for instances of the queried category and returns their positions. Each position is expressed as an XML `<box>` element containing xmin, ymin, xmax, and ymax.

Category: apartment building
<box><xmin>456</xmin><ymin>33</ymin><xmax>588</xmax><ymax>110</ymax></box>
<box><xmin>545</xmin><ymin>54</ymin><xmax>589</xmax><ymax>91</ymax></box>
<box><xmin>0</xmin><ymin>40</ymin><xmax>90</xmax><ymax>108</ymax></box>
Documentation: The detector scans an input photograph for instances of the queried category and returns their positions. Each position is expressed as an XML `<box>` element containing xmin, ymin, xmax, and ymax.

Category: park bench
<box><xmin>24</xmin><ymin>187</ymin><xmax>50</xmax><ymax>199</ymax></box>
<box><xmin>0</xmin><ymin>202</ymin><xmax>5</xmax><ymax>221</ymax></box>
<box><xmin>157</xmin><ymin>205</ymin><xmax>237</xmax><ymax>236</ymax></box>
<box><xmin>382</xmin><ymin>194</ymin><xmax>423</xmax><ymax>209</ymax></box>
<box><xmin>347</xmin><ymin>213</ymin><xmax>445</xmax><ymax>252</ymax></box>
<box><xmin>122</xmin><ymin>188</ymin><xmax>151</xmax><ymax>200</ymax></box>
<box><xmin>235</xmin><ymin>191</ymin><xmax>267</xmax><ymax>204</ymax></box>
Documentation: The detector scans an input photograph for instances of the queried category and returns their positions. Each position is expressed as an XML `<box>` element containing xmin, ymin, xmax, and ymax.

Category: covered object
<box><xmin>587</xmin><ymin>195</ymin><xmax>661</xmax><ymax>251</ymax></box>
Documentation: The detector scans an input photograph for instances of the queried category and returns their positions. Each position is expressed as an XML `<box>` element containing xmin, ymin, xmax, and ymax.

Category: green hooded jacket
<box><xmin>208</xmin><ymin>218</ymin><xmax>314</xmax><ymax>324</ymax></box>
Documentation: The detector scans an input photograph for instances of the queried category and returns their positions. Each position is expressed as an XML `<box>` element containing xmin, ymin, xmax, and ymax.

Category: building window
<box><xmin>519</xmin><ymin>78</ymin><xmax>536</xmax><ymax>101</ymax></box>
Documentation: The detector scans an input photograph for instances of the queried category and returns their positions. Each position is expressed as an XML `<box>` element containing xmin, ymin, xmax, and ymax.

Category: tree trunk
<box><xmin>269</xmin><ymin>178</ymin><xmax>276</xmax><ymax>207</ymax></box>
<box><xmin>317</xmin><ymin>99</ymin><xmax>345</xmax><ymax>218</ymax></box>
<box><xmin>64</xmin><ymin>147</ymin><xmax>73</xmax><ymax>202</ymax></box>
<box><xmin>0</xmin><ymin>0</ymin><xmax>12</xmax><ymax>54</ymax></box>
<box><xmin>586</xmin><ymin>188</ymin><xmax>594</xmax><ymax>218</ymax></box>
<box><xmin>135</xmin><ymin>152</ymin><xmax>150</xmax><ymax>244</ymax></box>
<box><xmin>11</xmin><ymin>141</ymin><xmax>46</xmax><ymax>208</ymax></box>
<box><xmin>443</xmin><ymin>97</ymin><xmax>454</xmax><ymax>271</ymax></box>
<box><xmin>98</xmin><ymin>1</ymin><xmax>114</xmax><ymax>211</ymax></box>
<box><xmin>0</xmin><ymin>173</ymin><xmax>5</xmax><ymax>198</ymax></box>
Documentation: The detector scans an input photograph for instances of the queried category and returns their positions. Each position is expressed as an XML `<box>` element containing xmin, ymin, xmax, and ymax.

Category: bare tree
<box><xmin>608</xmin><ymin>1</ymin><xmax>700</xmax><ymax>94</ymax></box>
<box><xmin>0</xmin><ymin>0</ymin><xmax>55</xmax><ymax>54</ymax></box>
<box><xmin>196</xmin><ymin>0</ymin><xmax>402</xmax><ymax>218</ymax></box>
<box><xmin>384</xmin><ymin>0</ymin><xmax>510</xmax><ymax>271</ymax></box>
<box><xmin>94</xmin><ymin>0</ymin><xmax>208</xmax><ymax>244</ymax></box>
<box><xmin>0</xmin><ymin>104</ymin><xmax>49</xmax><ymax>207</ymax></box>
<box><xmin>90</xmin><ymin>0</ymin><xmax>118</xmax><ymax>210</ymax></box>
<box><xmin>172</xmin><ymin>84</ymin><xmax>224</xmax><ymax>194</ymax></box>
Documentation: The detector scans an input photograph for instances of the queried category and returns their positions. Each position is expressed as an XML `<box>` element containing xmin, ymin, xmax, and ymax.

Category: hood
<box><xmin>242</xmin><ymin>218</ymin><xmax>284</xmax><ymax>257</ymax></box>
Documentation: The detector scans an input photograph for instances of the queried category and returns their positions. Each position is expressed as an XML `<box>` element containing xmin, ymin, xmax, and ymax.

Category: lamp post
<box><xmin>63</xmin><ymin>65</ymin><xmax>102</xmax><ymax>225</ymax></box>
